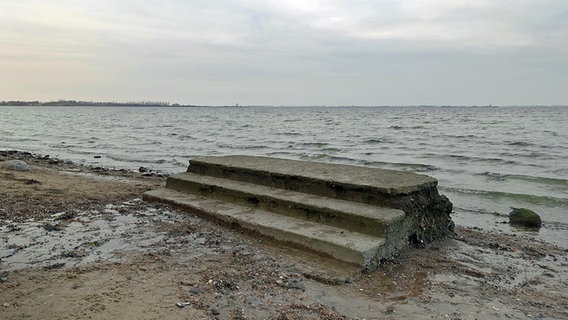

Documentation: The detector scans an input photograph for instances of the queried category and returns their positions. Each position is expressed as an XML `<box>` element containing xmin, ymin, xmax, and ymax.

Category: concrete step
<box><xmin>143</xmin><ymin>188</ymin><xmax>386</xmax><ymax>267</ymax></box>
<box><xmin>187</xmin><ymin>155</ymin><xmax>438</xmax><ymax>206</ymax></box>
<box><xmin>165</xmin><ymin>172</ymin><xmax>405</xmax><ymax>238</ymax></box>
<box><xmin>144</xmin><ymin>155</ymin><xmax>454</xmax><ymax>270</ymax></box>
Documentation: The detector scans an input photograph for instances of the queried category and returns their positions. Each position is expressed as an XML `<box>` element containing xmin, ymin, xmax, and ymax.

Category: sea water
<box><xmin>1</xmin><ymin>105</ymin><xmax>567</xmax><ymax>247</ymax></box>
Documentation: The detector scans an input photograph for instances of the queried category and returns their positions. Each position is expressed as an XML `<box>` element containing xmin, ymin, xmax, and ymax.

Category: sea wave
<box><xmin>440</xmin><ymin>186</ymin><xmax>568</xmax><ymax>207</ymax></box>
<box><xmin>478</xmin><ymin>172</ymin><xmax>568</xmax><ymax>188</ymax></box>
<box><xmin>362</xmin><ymin>160</ymin><xmax>439</xmax><ymax>172</ymax></box>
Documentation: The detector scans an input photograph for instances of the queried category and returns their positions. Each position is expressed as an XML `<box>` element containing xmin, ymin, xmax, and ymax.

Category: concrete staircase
<box><xmin>143</xmin><ymin>156</ymin><xmax>453</xmax><ymax>270</ymax></box>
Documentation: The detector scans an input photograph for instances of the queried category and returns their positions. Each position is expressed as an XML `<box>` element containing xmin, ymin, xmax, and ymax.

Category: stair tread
<box><xmin>169</xmin><ymin>172</ymin><xmax>405</xmax><ymax>223</ymax></box>
<box><xmin>190</xmin><ymin>155</ymin><xmax>437</xmax><ymax>195</ymax></box>
<box><xmin>144</xmin><ymin>188</ymin><xmax>385</xmax><ymax>265</ymax></box>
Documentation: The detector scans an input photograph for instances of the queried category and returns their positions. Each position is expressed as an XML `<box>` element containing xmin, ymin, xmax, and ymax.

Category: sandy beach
<box><xmin>1</xmin><ymin>150</ymin><xmax>567</xmax><ymax>320</ymax></box>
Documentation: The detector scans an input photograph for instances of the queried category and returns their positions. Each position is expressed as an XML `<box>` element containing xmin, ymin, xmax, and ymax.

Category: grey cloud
<box><xmin>1</xmin><ymin>0</ymin><xmax>567</xmax><ymax>105</ymax></box>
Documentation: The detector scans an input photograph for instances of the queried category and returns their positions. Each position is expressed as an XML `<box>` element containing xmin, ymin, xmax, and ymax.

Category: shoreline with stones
<box><xmin>1</xmin><ymin>149</ymin><xmax>567</xmax><ymax>319</ymax></box>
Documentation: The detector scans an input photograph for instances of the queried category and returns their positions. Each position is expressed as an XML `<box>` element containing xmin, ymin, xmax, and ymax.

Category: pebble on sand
<box><xmin>0</xmin><ymin>160</ymin><xmax>30</xmax><ymax>172</ymax></box>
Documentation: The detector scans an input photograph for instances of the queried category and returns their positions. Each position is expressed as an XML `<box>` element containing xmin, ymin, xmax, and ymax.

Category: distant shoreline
<box><xmin>2</xmin><ymin>101</ymin><xmax>566</xmax><ymax>108</ymax></box>
<box><xmin>0</xmin><ymin>100</ymin><xmax>200</xmax><ymax>107</ymax></box>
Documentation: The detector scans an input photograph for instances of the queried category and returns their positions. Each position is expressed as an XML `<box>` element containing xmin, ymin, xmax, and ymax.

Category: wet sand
<box><xmin>1</xmin><ymin>150</ymin><xmax>567</xmax><ymax>319</ymax></box>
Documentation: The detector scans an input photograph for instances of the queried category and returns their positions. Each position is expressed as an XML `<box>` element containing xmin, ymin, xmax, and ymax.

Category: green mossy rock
<box><xmin>509</xmin><ymin>208</ymin><xmax>542</xmax><ymax>228</ymax></box>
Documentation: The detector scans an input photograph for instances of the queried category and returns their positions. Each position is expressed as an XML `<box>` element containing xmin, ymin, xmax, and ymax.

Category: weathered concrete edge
<box><xmin>165</xmin><ymin>172</ymin><xmax>407</xmax><ymax>238</ymax></box>
<box><xmin>188</xmin><ymin>156</ymin><xmax>438</xmax><ymax>198</ymax></box>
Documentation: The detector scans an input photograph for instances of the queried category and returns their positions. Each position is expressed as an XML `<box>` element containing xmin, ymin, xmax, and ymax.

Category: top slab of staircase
<box><xmin>188</xmin><ymin>156</ymin><xmax>437</xmax><ymax>201</ymax></box>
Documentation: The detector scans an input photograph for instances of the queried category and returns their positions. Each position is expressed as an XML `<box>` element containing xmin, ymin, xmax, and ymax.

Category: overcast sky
<box><xmin>1</xmin><ymin>0</ymin><xmax>567</xmax><ymax>106</ymax></box>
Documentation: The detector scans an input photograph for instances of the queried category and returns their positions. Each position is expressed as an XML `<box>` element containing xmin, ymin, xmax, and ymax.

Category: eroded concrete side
<box><xmin>368</xmin><ymin>188</ymin><xmax>454</xmax><ymax>270</ymax></box>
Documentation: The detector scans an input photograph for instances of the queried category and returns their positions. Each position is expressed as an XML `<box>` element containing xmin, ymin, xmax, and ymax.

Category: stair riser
<box><xmin>166</xmin><ymin>176</ymin><xmax>401</xmax><ymax>238</ymax></box>
<box><xmin>143</xmin><ymin>191</ymin><xmax>374</xmax><ymax>267</ymax></box>
<box><xmin>188</xmin><ymin>161</ymin><xmax>400</xmax><ymax>206</ymax></box>
<box><xmin>239</xmin><ymin>221</ymin><xmax>372</xmax><ymax>266</ymax></box>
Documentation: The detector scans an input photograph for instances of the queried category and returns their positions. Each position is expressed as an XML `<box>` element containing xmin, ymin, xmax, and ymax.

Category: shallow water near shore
<box><xmin>0</xmin><ymin>200</ymin><xmax>169</xmax><ymax>271</ymax></box>
<box><xmin>1</xmin><ymin>105</ymin><xmax>567</xmax><ymax>247</ymax></box>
